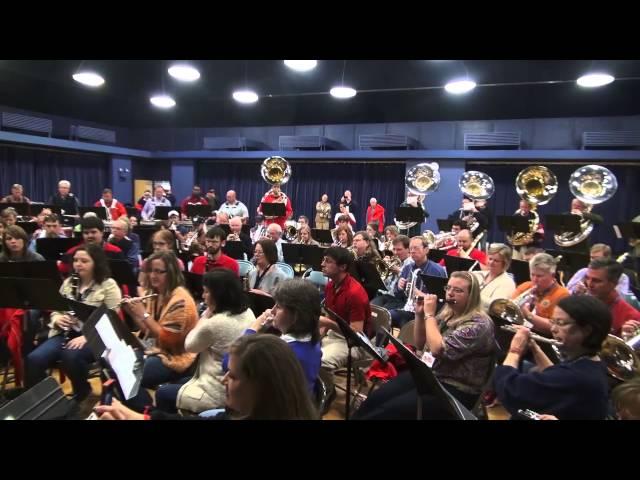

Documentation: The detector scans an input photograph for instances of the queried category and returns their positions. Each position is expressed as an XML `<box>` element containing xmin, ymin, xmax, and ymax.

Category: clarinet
<box><xmin>62</xmin><ymin>273</ymin><xmax>80</xmax><ymax>347</ymax></box>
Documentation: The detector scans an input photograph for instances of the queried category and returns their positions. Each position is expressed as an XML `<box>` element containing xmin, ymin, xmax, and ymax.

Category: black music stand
<box><xmin>108</xmin><ymin>260</ymin><xmax>137</xmax><ymax>287</ymax></box>
<box><xmin>437</xmin><ymin>219</ymin><xmax>453</xmax><ymax>232</ymax></box>
<box><xmin>241</xmin><ymin>224</ymin><xmax>251</xmax><ymax>236</ymax></box>
<box><xmin>614</xmin><ymin>222</ymin><xmax>640</xmax><ymax>240</ymax></box>
<box><xmin>395</xmin><ymin>207</ymin><xmax>425</xmax><ymax>225</ymax></box>
<box><xmin>312</xmin><ymin>229</ymin><xmax>334</xmax><ymax>245</ymax></box>
<box><xmin>125</xmin><ymin>207</ymin><xmax>140</xmax><ymax>219</ymax></box>
<box><xmin>30</xmin><ymin>204</ymin><xmax>62</xmax><ymax>216</ymax></box>
<box><xmin>546</xmin><ymin>249</ymin><xmax>589</xmax><ymax>275</ymax></box>
<box><xmin>427</xmin><ymin>249</ymin><xmax>446</xmax><ymax>263</ymax></box>
<box><xmin>351</xmin><ymin>260</ymin><xmax>386</xmax><ymax>300</ymax></box>
<box><xmin>261</xmin><ymin>203</ymin><xmax>285</xmax><ymax>218</ymax></box>
<box><xmin>545</xmin><ymin>214</ymin><xmax>581</xmax><ymax>235</ymax></box>
<box><xmin>496</xmin><ymin>215</ymin><xmax>530</xmax><ymax>236</ymax></box>
<box><xmin>419</xmin><ymin>274</ymin><xmax>448</xmax><ymax>311</ymax></box>
<box><xmin>0</xmin><ymin>277</ymin><xmax>69</xmax><ymax>310</ymax></box>
<box><xmin>508</xmin><ymin>259</ymin><xmax>531</xmax><ymax>286</ymax></box>
<box><xmin>35</xmin><ymin>237</ymin><xmax>82</xmax><ymax>260</ymax></box>
<box><xmin>132</xmin><ymin>225</ymin><xmax>158</xmax><ymax>254</ymax></box>
<box><xmin>383</xmin><ymin>327</ymin><xmax>476</xmax><ymax>420</ymax></box>
<box><xmin>282</xmin><ymin>243</ymin><xmax>326</xmax><ymax>271</ymax></box>
<box><xmin>246</xmin><ymin>291</ymin><xmax>275</xmax><ymax>318</ymax></box>
<box><xmin>444</xmin><ymin>255</ymin><xmax>480</xmax><ymax>274</ymax></box>
<box><xmin>322</xmin><ymin>302</ymin><xmax>386</xmax><ymax>420</ymax></box>
<box><xmin>0</xmin><ymin>377</ymin><xmax>74</xmax><ymax>420</ymax></box>
<box><xmin>153</xmin><ymin>206</ymin><xmax>172</xmax><ymax>220</ymax></box>
<box><xmin>223</xmin><ymin>241</ymin><xmax>245</xmax><ymax>260</ymax></box>
<box><xmin>184</xmin><ymin>271</ymin><xmax>203</xmax><ymax>300</ymax></box>
<box><xmin>217</xmin><ymin>224</ymin><xmax>231</xmax><ymax>237</ymax></box>
<box><xmin>16</xmin><ymin>221</ymin><xmax>39</xmax><ymax>236</ymax></box>
<box><xmin>187</xmin><ymin>204</ymin><xmax>213</xmax><ymax>219</ymax></box>
<box><xmin>2</xmin><ymin>202</ymin><xmax>30</xmax><ymax>217</ymax></box>
<box><xmin>0</xmin><ymin>260</ymin><xmax>62</xmax><ymax>288</ymax></box>
<box><xmin>79</xmin><ymin>206</ymin><xmax>108</xmax><ymax>220</ymax></box>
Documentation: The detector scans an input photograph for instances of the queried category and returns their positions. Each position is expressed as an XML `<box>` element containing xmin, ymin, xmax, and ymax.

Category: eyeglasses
<box><xmin>149</xmin><ymin>269</ymin><xmax>168</xmax><ymax>275</ymax></box>
<box><xmin>549</xmin><ymin>318</ymin><xmax>575</xmax><ymax>327</ymax></box>
<box><xmin>444</xmin><ymin>286</ymin><xmax>466</xmax><ymax>294</ymax></box>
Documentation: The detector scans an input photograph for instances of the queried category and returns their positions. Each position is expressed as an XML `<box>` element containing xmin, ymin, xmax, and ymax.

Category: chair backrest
<box><xmin>398</xmin><ymin>319</ymin><xmax>416</xmax><ymax>346</ymax></box>
<box><xmin>369</xmin><ymin>304</ymin><xmax>392</xmax><ymax>340</ymax></box>
<box><xmin>237</xmin><ymin>260</ymin><xmax>255</xmax><ymax>277</ymax></box>
<box><xmin>276</xmin><ymin>262</ymin><xmax>295</xmax><ymax>279</ymax></box>
<box><xmin>304</xmin><ymin>269</ymin><xmax>328</xmax><ymax>287</ymax></box>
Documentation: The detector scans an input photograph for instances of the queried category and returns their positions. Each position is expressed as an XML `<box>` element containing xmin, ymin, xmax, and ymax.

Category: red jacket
<box><xmin>94</xmin><ymin>199</ymin><xmax>127</xmax><ymax>220</ymax></box>
<box><xmin>366</xmin><ymin>204</ymin><xmax>385</xmax><ymax>233</ymax></box>
<box><xmin>180</xmin><ymin>196</ymin><xmax>209</xmax><ymax>216</ymax></box>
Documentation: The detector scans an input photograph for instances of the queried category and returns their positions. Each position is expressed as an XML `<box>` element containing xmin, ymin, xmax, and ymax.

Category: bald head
<box><xmin>456</xmin><ymin>229</ymin><xmax>473</xmax><ymax>250</ymax></box>
<box><xmin>229</xmin><ymin>216</ymin><xmax>242</xmax><ymax>233</ymax></box>
<box><xmin>226</xmin><ymin>190</ymin><xmax>237</xmax><ymax>204</ymax></box>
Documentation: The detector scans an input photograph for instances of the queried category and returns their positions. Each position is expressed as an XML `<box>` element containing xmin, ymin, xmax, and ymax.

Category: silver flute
<box><xmin>118</xmin><ymin>293</ymin><xmax>158</xmax><ymax>306</ymax></box>
<box><xmin>500</xmin><ymin>325</ymin><xmax>563</xmax><ymax>347</ymax></box>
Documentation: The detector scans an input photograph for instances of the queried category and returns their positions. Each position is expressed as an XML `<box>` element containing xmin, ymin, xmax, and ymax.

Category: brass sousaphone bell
<box><xmin>261</xmin><ymin>156</ymin><xmax>292</xmax><ymax>186</ymax></box>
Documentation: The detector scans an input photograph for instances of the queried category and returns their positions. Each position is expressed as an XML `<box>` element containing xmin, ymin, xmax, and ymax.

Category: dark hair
<box><xmin>452</xmin><ymin>219</ymin><xmax>466</xmax><ymax>229</ymax></box>
<box><xmin>229</xmin><ymin>334</ymin><xmax>317</xmax><ymax>420</ymax></box>
<box><xmin>255</xmin><ymin>239</ymin><xmax>278</xmax><ymax>265</ymax></box>
<box><xmin>392</xmin><ymin>234</ymin><xmax>410</xmax><ymax>249</ymax></box>
<box><xmin>556</xmin><ymin>296</ymin><xmax>612</xmax><ymax>355</ymax></box>
<box><xmin>81</xmin><ymin>216</ymin><xmax>105</xmax><ymax>232</ymax></box>
<box><xmin>202</xmin><ymin>269</ymin><xmax>248</xmax><ymax>315</ymax></box>
<box><xmin>206</xmin><ymin>226</ymin><xmax>226</xmax><ymax>241</ymax></box>
<box><xmin>102</xmin><ymin>188</ymin><xmax>113</xmax><ymax>195</ymax></box>
<box><xmin>334</xmin><ymin>225</ymin><xmax>353</xmax><ymax>247</ymax></box>
<box><xmin>324</xmin><ymin>246</ymin><xmax>353</xmax><ymax>270</ymax></box>
<box><xmin>144</xmin><ymin>250</ymin><xmax>185</xmax><ymax>293</ymax></box>
<box><xmin>273</xmin><ymin>279</ymin><xmax>321</xmax><ymax>344</ymax></box>
<box><xmin>337</xmin><ymin>214</ymin><xmax>350</xmax><ymax>223</ymax></box>
<box><xmin>3</xmin><ymin>225</ymin><xmax>29</xmax><ymax>256</ymax></box>
<box><xmin>73</xmin><ymin>243</ymin><xmax>111</xmax><ymax>284</ymax></box>
<box><xmin>588</xmin><ymin>258</ymin><xmax>623</xmax><ymax>284</ymax></box>
<box><xmin>44</xmin><ymin>213</ymin><xmax>60</xmax><ymax>224</ymax></box>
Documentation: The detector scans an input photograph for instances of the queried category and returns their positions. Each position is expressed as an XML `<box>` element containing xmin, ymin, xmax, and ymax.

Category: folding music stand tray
<box><xmin>30</xmin><ymin>204</ymin><xmax>62</xmax><ymax>217</ymax></box>
<box><xmin>0</xmin><ymin>376</ymin><xmax>74</xmax><ymax>420</ymax></box>
<box><xmin>187</xmin><ymin>204</ymin><xmax>213</xmax><ymax>219</ymax></box>
<box><xmin>427</xmin><ymin>249</ymin><xmax>446</xmax><ymax>263</ymax></box>
<box><xmin>184</xmin><ymin>271</ymin><xmax>203</xmax><ymax>300</ymax></box>
<box><xmin>35</xmin><ymin>237</ymin><xmax>82</xmax><ymax>261</ymax></box>
<box><xmin>352</xmin><ymin>260</ymin><xmax>387</xmax><ymax>300</ymax></box>
<box><xmin>437</xmin><ymin>219</ymin><xmax>454</xmax><ymax>232</ymax></box>
<box><xmin>383</xmin><ymin>327</ymin><xmax>477</xmax><ymax>420</ymax></box>
<box><xmin>322</xmin><ymin>302</ymin><xmax>386</xmax><ymax>420</ymax></box>
<box><xmin>312</xmin><ymin>229</ymin><xmax>334</xmax><ymax>245</ymax></box>
<box><xmin>544</xmin><ymin>214</ymin><xmax>581</xmax><ymax>235</ymax></box>
<box><xmin>79</xmin><ymin>206</ymin><xmax>108</xmax><ymax>220</ymax></box>
<box><xmin>496</xmin><ymin>215</ymin><xmax>530</xmax><ymax>236</ymax></box>
<box><xmin>222</xmin><ymin>241</ymin><xmax>245</xmax><ymax>260</ymax></box>
<box><xmin>108</xmin><ymin>260</ymin><xmax>137</xmax><ymax>293</ymax></box>
<box><xmin>2</xmin><ymin>202</ymin><xmax>30</xmax><ymax>217</ymax></box>
<box><xmin>508</xmin><ymin>259</ymin><xmax>531</xmax><ymax>286</ymax></box>
<box><xmin>0</xmin><ymin>277</ymin><xmax>69</xmax><ymax>310</ymax></box>
<box><xmin>246</xmin><ymin>291</ymin><xmax>275</xmax><ymax>318</ymax></box>
<box><xmin>282</xmin><ymin>243</ymin><xmax>326</xmax><ymax>271</ymax></box>
<box><xmin>153</xmin><ymin>206</ymin><xmax>172</xmax><ymax>220</ymax></box>
<box><xmin>261</xmin><ymin>203</ymin><xmax>285</xmax><ymax>218</ymax></box>
<box><xmin>444</xmin><ymin>255</ymin><xmax>479</xmax><ymax>274</ymax></box>
<box><xmin>419</xmin><ymin>274</ymin><xmax>448</xmax><ymax>307</ymax></box>
<box><xmin>0</xmin><ymin>261</ymin><xmax>62</xmax><ymax>289</ymax></box>
<box><xmin>614</xmin><ymin>222</ymin><xmax>640</xmax><ymax>240</ymax></box>
<box><xmin>395</xmin><ymin>207</ymin><xmax>425</xmax><ymax>225</ymax></box>
<box><xmin>16</xmin><ymin>221</ymin><xmax>39</xmax><ymax>236</ymax></box>
<box><xmin>125</xmin><ymin>207</ymin><xmax>140</xmax><ymax>219</ymax></box>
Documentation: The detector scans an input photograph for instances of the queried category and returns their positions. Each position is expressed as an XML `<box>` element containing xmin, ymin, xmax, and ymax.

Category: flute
<box><xmin>118</xmin><ymin>293</ymin><xmax>158</xmax><ymax>306</ymax></box>
<box><xmin>500</xmin><ymin>325</ymin><xmax>562</xmax><ymax>347</ymax></box>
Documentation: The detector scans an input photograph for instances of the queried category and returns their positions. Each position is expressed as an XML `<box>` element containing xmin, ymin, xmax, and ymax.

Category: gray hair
<box><xmin>58</xmin><ymin>180</ymin><xmax>71</xmax><ymax>188</ymax></box>
<box><xmin>529</xmin><ymin>252</ymin><xmax>557</xmax><ymax>274</ymax></box>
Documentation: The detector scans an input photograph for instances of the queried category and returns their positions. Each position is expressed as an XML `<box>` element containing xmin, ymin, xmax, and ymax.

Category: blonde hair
<box><xmin>436</xmin><ymin>271</ymin><xmax>487</xmax><ymax>329</ymax></box>
<box><xmin>488</xmin><ymin>243</ymin><xmax>512</xmax><ymax>270</ymax></box>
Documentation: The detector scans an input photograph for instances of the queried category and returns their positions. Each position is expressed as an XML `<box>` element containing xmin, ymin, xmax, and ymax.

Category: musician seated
<box><xmin>122</xmin><ymin>251</ymin><xmax>199</xmax><ymax>410</ymax></box>
<box><xmin>1</xmin><ymin>183</ymin><xmax>31</xmax><ymax>204</ymax></box>
<box><xmin>250</xmin><ymin>214</ymin><xmax>267</xmax><ymax>243</ymax></box>
<box><xmin>582</xmin><ymin>258</ymin><xmax>640</xmax><ymax>337</ymax></box>
<box><xmin>96</xmin><ymin>334</ymin><xmax>317</xmax><ymax>420</ymax></box>
<box><xmin>108</xmin><ymin>218</ymin><xmax>140</xmax><ymax>275</ymax></box>
<box><xmin>366</xmin><ymin>222</ymin><xmax>385</xmax><ymax>251</ymax></box>
<box><xmin>511</xmin><ymin>253</ymin><xmax>570</xmax><ymax>336</ymax></box>
<box><xmin>331</xmin><ymin>225</ymin><xmax>353</xmax><ymax>248</ymax></box>
<box><xmin>612</xmin><ymin>376</ymin><xmax>640</xmax><ymax>420</ymax></box>
<box><xmin>318</xmin><ymin>247</ymin><xmax>371</xmax><ymax>371</ymax></box>
<box><xmin>165</xmin><ymin>210</ymin><xmax>190</xmax><ymax>238</ymax></box>
<box><xmin>297</xmin><ymin>215</ymin><xmax>309</xmax><ymax>229</ymax></box>
<box><xmin>179</xmin><ymin>184</ymin><xmax>208</xmax><ymax>217</ymax></box>
<box><xmin>566</xmin><ymin>243</ymin><xmax>633</xmax><ymax>296</ymax></box>
<box><xmin>136</xmin><ymin>189</ymin><xmax>152</xmax><ymax>211</ymax></box>
<box><xmin>266</xmin><ymin>223</ymin><xmax>285</xmax><ymax>262</ymax></box>
<box><xmin>248</xmin><ymin>239</ymin><xmax>287</xmax><ymax>296</ymax></box>
<box><xmin>94</xmin><ymin>188</ymin><xmax>127</xmax><ymax>220</ymax></box>
<box><xmin>353</xmin><ymin>272</ymin><xmax>495</xmax><ymax>420</ymax></box>
<box><xmin>334</xmin><ymin>203</ymin><xmax>356</xmax><ymax>229</ymax></box>
<box><xmin>521</xmin><ymin>245</ymin><xmax>545</xmax><ymax>262</ymax></box>
<box><xmin>352</xmin><ymin>231</ymin><xmax>384</xmax><ymax>300</ymax></box>
<box><xmin>141</xmin><ymin>185</ymin><xmax>171</xmax><ymax>221</ymax></box>
<box><xmin>153</xmin><ymin>269</ymin><xmax>255</xmax><ymax>414</ymax></box>
<box><xmin>388</xmin><ymin>236</ymin><xmax>446</xmax><ymax>328</ymax></box>
<box><xmin>215</xmin><ymin>211</ymin><xmax>230</xmax><ymax>225</ymax></box>
<box><xmin>191</xmin><ymin>227</ymin><xmax>239</xmax><ymax>276</ymax></box>
<box><xmin>30</xmin><ymin>213</ymin><xmax>66</xmax><ymax>253</ymax></box>
<box><xmin>26</xmin><ymin>244</ymin><xmax>122</xmax><ymax>404</ymax></box>
<box><xmin>48</xmin><ymin>179</ymin><xmax>79</xmax><ymax>216</ymax></box>
<box><xmin>227</xmin><ymin>216</ymin><xmax>253</xmax><ymax>258</ymax></box>
<box><xmin>59</xmin><ymin>216</ymin><xmax>124</xmax><ymax>276</ymax></box>
<box><xmin>138</xmin><ymin>231</ymin><xmax>184</xmax><ymax>294</ymax></box>
<box><xmin>1</xmin><ymin>207</ymin><xmax>18</xmax><ymax>226</ymax></box>
<box><xmin>0</xmin><ymin>225</ymin><xmax>45</xmax><ymax>262</ymax></box>
<box><xmin>371</xmin><ymin>235</ymin><xmax>412</xmax><ymax>310</ymax></box>
<box><xmin>442</xmin><ymin>229</ymin><xmax>488</xmax><ymax>267</ymax></box>
<box><xmin>293</xmin><ymin>225</ymin><xmax>320</xmax><ymax>247</ymax></box>
<box><xmin>472</xmin><ymin>243</ymin><xmax>516</xmax><ymax>312</ymax></box>
<box><xmin>494</xmin><ymin>295</ymin><xmax>611</xmax><ymax>420</ymax></box>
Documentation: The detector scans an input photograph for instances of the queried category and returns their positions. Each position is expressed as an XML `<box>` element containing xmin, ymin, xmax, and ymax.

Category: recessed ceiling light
<box><xmin>168</xmin><ymin>64</ymin><xmax>200</xmax><ymax>82</ymax></box>
<box><xmin>330</xmin><ymin>86</ymin><xmax>357</xmax><ymax>99</ymax></box>
<box><xmin>577</xmin><ymin>73</ymin><xmax>614</xmax><ymax>88</ymax></box>
<box><xmin>284</xmin><ymin>60</ymin><xmax>317</xmax><ymax>72</ymax></box>
<box><xmin>72</xmin><ymin>72</ymin><xmax>105</xmax><ymax>87</ymax></box>
<box><xmin>150</xmin><ymin>95</ymin><xmax>176</xmax><ymax>108</ymax></box>
<box><xmin>232</xmin><ymin>90</ymin><xmax>259</xmax><ymax>104</ymax></box>
<box><xmin>444</xmin><ymin>79</ymin><xmax>476</xmax><ymax>94</ymax></box>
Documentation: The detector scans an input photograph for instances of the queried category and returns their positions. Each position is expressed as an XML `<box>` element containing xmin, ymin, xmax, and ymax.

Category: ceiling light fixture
<box><xmin>72</xmin><ymin>72</ymin><xmax>105</xmax><ymax>87</ymax></box>
<box><xmin>150</xmin><ymin>95</ymin><xmax>176</xmax><ymax>108</ymax></box>
<box><xmin>576</xmin><ymin>72</ymin><xmax>615</xmax><ymax>88</ymax></box>
<box><xmin>233</xmin><ymin>90</ymin><xmax>259</xmax><ymax>104</ymax></box>
<box><xmin>168</xmin><ymin>64</ymin><xmax>201</xmax><ymax>82</ymax></box>
<box><xmin>444</xmin><ymin>79</ymin><xmax>476</xmax><ymax>94</ymax></box>
<box><xmin>284</xmin><ymin>60</ymin><xmax>318</xmax><ymax>72</ymax></box>
<box><xmin>330</xmin><ymin>86</ymin><xmax>357</xmax><ymax>99</ymax></box>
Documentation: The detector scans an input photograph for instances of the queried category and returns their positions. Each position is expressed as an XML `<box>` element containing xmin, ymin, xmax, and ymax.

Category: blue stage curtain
<box><xmin>197</xmin><ymin>160</ymin><xmax>407</xmax><ymax>229</ymax></box>
<box><xmin>473</xmin><ymin>163</ymin><xmax>640</xmax><ymax>253</ymax></box>
<box><xmin>0</xmin><ymin>145</ymin><xmax>108</xmax><ymax>206</ymax></box>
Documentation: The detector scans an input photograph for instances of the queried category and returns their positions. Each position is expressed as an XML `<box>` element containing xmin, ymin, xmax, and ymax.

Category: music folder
<box><xmin>545</xmin><ymin>249</ymin><xmax>589</xmax><ymax>273</ymax></box>
<box><xmin>496</xmin><ymin>215</ymin><xmax>530</xmax><ymax>234</ymax></box>
<box><xmin>395</xmin><ymin>207</ymin><xmax>425</xmax><ymax>224</ymax></box>
<box><xmin>437</xmin><ymin>219</ymin><xmax>453</xmax><ymax>232</ymax></box>
<box><xmin>0</xmin><ymin>377</ymin><xmax>74</xmax><ymax>420</ymax></box>
<box><xmin>508</xmin><ymin>259</ymin><xmax>531</xmax><ymax>286</ymax></box>
<box><xmin>153</xmin><ymin>206</ymin><xmax>172</xmax><ymax>220</ymax></box>
<box><xmin>35</xmin><ymin>237</ymin><xmax>82</xmax><ymax>261</ymax></box>
<box><xmin>187</xmin><ymin>204</ymin><xmax>213</xmax><ymax>219</ymax></box>
<box><xmin>79</xmin><ymin>206</ymin><xmax>108</xmax><ymax>220</ymax></box>
<box><xmin>545</xmin><ymin>214</ymin><xmax>581</xmax><ymax>234</ymax></box>
<box><xmin>419</xmin><ymin>274</ymin><xmax>448</xmax><ymax>306</ymax></box>
<box><xmin>260</xmin><ymin>202</ymin><xmax>286</xmax><ymax>217</ymax></box>
<box><xmin>223</xmin><ymin>241</ymin><xmax>245</xmax><ymax>260</ymax></box>
<box><xmin>0</xmin><ymin>260</ymin><xmax>62</xmax><ymax>289</ymax></box>
<box><xmin>351</xmin><ymin>259</ymin><xmax>386</xmax><ymax>297</ymax></box>
<box><xmin>382</xmin><ymin>327</ymin><xmax>476</xmax><ymax>420</ymax></box>
<box><xmin>444</xmin><ymin>255</ymin><xmax>480</xmax><ymax>273</ymax></box>
<box><xmin>108</xmin><ymin>260</ymin><xmax>137</xmax><ymax>286</ymax></box>
<box><xmin>312</xmin><ymin>229</ymin><xmax>334</xmax><ymax>245</ymax></box>
<box><xmin>282</xmin><ymin>243</ymin><xmax>326</xmax><ymax>271</ymax></box>
<box><xmin>0</xmin><ymin>277</ymin><xmax>69</xmax><ymax>311</ymax></box>
<box><xmin>30</xmin><ymin>204</ymin><xmax>63</xmax><ymax>216</ymax></box>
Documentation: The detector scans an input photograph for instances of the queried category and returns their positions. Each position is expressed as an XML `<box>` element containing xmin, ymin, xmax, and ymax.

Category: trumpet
<box><xmin>227</xmin><ymin>232</ymin><xmax>240</xmax><ymax>242</ymax></box>
<box><xmin>499</xmin><ymin>325</ymin><xmax>563</xmax><ymax>347</ymax></box>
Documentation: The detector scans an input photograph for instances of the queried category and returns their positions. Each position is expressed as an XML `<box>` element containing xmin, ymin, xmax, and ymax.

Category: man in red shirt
<box><xmin>319</xmin><ymin>247</ymin><xmax>371</xmax><ymax>371</ymax></box>
<box><xmin>257</xmin><ymin>184</ymin><xmax>293</xmax><ymax>231</ymax></box>
<box><xmin>585</xmin><ymin>258</ymin><xmax>640</xmax><ymax>336</ymax></box>
<box><xmin>190</xmin><ymin>226</ymin><xmax>239</xmax><ymax>276</ymax></box>
<box><xmin>366</xmin><ymin>197</ymin><xmax>385</xmax><ymax>233</ymax></box>
<box><xmin>180</xmin><ymin>185</ymin><xmax>209</xmax><ymax>218</ymax></box>
<box><xmin>94</xmin><ymin>188</ymin><xmax>127</xmax><ymax>221</ymax></box>
<box><xmin>442</xmin><ymin>229</ymin><xmax>488</xmax><ymax>267</ymax></box>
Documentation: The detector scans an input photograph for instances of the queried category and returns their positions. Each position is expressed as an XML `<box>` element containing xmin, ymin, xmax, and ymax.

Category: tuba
<box><xmin>554</xmin><ymin>165</ymin><xmax>618</xmax><ymax>248</ymax></box>
<box><xmin>396</xmin><ymin>163</ymin><xmax>440</xmax><ymax>230</ymax></box>
<box><xmin>599</xmin><ymin>334</ymin><xmax>640</xmax><ymax>382</ymax></box>
<box><xmin>261</xmin><ymin>156</ymin><xmax>292</xmax><ymax>186</ymax></box>
<box><xmin>458</xmin><ymin>171</ymin><xmax>495</xmax><ymax>233</ymax></box>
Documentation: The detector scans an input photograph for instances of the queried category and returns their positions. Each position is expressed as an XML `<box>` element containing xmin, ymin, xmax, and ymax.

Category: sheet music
<box><xmin>95</xmin><ymin>315</ymin><xmax>139</xmax><ymax>399</ymax></box>
<box><xmin>613</xmin><ymin>225</ymin><xmax>622</xmax><ymax>239</ymax></box>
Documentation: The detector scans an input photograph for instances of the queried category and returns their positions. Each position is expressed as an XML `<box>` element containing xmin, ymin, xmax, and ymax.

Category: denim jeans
<box><xmin>26</xmin><ymin>334</ymin><xmax>95</xmax><ymax>401</ymax></box>
<box><xmin>155</xmin><ymin>377</ymin><xmax>190</xmax><ymax>413</ymax></box>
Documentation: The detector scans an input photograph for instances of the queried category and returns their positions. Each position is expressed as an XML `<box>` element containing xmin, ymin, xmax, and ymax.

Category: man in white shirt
<box><xmin>141</xmin><ymin>185</ymin><xmax>172</xmax><ymax>220</ymax></box>
<box><xmin>218</xmin><ymin>190</ymin><xmax>249</xmax><ymax>223</ymax></box>
<box><xmin>266</xmin><ymin>223</ymin><xmax>285</xmax><ymax>262</ymax></box>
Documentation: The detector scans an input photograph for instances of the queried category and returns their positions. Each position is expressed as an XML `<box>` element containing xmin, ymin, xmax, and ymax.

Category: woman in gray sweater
<box><xmin>248</xmin><ymin>239</ymin><xmax>286</xmax><ymax>297</ymax></box>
